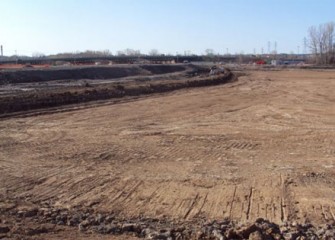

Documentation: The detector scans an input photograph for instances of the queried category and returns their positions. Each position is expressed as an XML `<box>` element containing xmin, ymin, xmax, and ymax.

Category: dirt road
<box><xmin>0</xmin><ymin>69</ymin><xmax>335</xmax><ymax>238</ymax></box>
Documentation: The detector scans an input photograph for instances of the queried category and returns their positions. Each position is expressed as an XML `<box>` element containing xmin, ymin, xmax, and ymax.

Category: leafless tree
<box><xmin>148</xmin><ymin>49</ymin><xmax>159</xmax><ymax>56</ymax></box>
<box><xmin>32</xmin><ymin>52</ymin><xmax>46</xmax><ymax>58</ymax></box>
<box><xmin>102</xmin><ymin>49</ymin><xmax>112</xmax><ymax>56</ymax></box>
<box><xmin>205</xmin><ymin>49</ymin><xmax>214</xmax><ymax>56</ymax></box>
<box><xmin>124</xmin><ymin>48</ymin><xmax>141</xmax><ymax>56</ymax></box>
<box><xmin>325</xmin><ymin>22</ymin><xmax>335</xmax><ymax>63</ymax></box>
<box><xmin>117</xmin><ymin>50</ymin><xmax>125</xmax><ymax>56</ymax></box>
<box><xmin>49</xmin><ymin>50</ymin><xmax>113</xmax><ymax>58</ymax></box>
<box><xmin>308</xmin><ymin>22</ymin><xmax>335</xmax><ymax>64</ymax></box>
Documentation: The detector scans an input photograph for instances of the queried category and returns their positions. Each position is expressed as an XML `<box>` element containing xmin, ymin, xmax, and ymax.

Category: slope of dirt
<box><xmin>0</xmin><ymin>64</ymin><xmax>186</xmax><ymax>85</ymax></box>
<box><xmin>0</xmin><ymin>69</ymin><xmax>335</xmax><ymax>239</ymax></box>
<box><xmin>0</xmin><ymin>65</ymin><xmax>234</xmax><ymax>115</ymax></box>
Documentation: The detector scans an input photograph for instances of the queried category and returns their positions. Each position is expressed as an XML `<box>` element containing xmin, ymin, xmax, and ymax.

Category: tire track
<box><xmin>246</xmin><ymin>187</ymin><xmax>254</xmax><ymax>220</ymax></box>
<box><xmin>184</xmin><ymin>193</ymin><xmax>200</xmax><ymax>219</ymax></box>
<box><xmin>280</xmin><ymin>174</ymin><xmax>287</xmax><ymax>222</ymax></box>
<box><xmin>229</xmin><ymin>185</ymin><xmax>237</xmax><ymax>219</ymax></box>
<box><xmin>194</xmin><ymin>193</ymin><xmax>208</xmax><ymax>217</ymax></box>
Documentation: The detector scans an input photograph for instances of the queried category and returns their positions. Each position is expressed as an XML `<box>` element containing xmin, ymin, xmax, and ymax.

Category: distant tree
<box><xmin>124</xmin><ymin>48</ymin><xmax>141</xmax><ymax>56</ymax></box>
<box><xmin>148</xmin><ymin>49</ymin><xmax>159</xmax><ymax>56</ymax></box>
<box><xmin>117</xmin><ymin>50</ymin><xmax>126</xmax><ymax>56</ymax></box>
<box><xmin>238</xmin><ymin>51</ymin><xmax>245</xmax><ymax>64</ymax></box>
<box><xmin>205</xmin><ymin>49</ymin><xmax>214</xmax><ymax>56</ymax></box>
<box><xmin>102</xmin><ymin>49</ymin><xmax>112</xmax><ymax>56</ymax></box>
<box><xmin>308</xmin><ymin>22</ymin><xmax>335</xmax><ymax>64</ymax></box>
<box><xmin>32</xmin><ymin>52</ymin><xmax>45</xmax><ymax>58</ymax></box>
<box><xmin>48</xmin><ymin>50</ymin><xmax>113</xmax><ymax>59</ymax></box>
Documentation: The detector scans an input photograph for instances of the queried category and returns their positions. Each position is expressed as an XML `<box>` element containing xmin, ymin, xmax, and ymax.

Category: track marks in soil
<box><xmin>246</xmin><ymin>187</ymin><xmax>254</xmax><ymax>220</ymax></box>
<box><xmin>1</xmin><ymin>69</ymin><xmax>335</xmax><ymax>227</ymax></box>
<box><xmin>291</xmin><ymin>172</ymin><xmax>335</xmax><ymax>223</ymax></box>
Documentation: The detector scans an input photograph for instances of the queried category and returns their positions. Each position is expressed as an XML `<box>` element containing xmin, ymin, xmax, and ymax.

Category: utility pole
<box><xmin>268</xmin><ymin>41</ymin><xmax>271</xmax><ymax>54</ymax></box>
<box><xmin>0</xmin><ymin>45</ymin><xmax>3</xmax><ymax>58</ymax></box>
<box><xmin>303</xmin><ymin>37</ymin><xmax>307</xmax><ymax>55</ymax></box>
<box><xmin>274</xmin><ymin>41</ymin><xmax>277</xmax><ymax>60</ymax></box>
<box><xmin>15</xmin><ymin>50</ymin><xmax>18</xmax><ymax>64</ymax></box>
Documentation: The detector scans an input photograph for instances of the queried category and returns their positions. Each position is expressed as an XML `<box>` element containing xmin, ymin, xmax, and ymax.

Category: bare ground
<box><xmin>0</xmin><ymin>68</ymin><xmax>335</xmax><ymax>239</ymax></box>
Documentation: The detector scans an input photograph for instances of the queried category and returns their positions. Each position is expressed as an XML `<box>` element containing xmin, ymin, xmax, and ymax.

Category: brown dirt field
<box><xmin>0</xmin><ymin>68</ymin><xmax>335</xmax><ymax>239</ymax></box>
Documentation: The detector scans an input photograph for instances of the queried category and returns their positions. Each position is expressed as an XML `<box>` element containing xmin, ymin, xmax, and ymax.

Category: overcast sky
<box><xmin>1</xmin><ymin>0</ymin><xmax>334</xmax><ymax>56</ymax></box>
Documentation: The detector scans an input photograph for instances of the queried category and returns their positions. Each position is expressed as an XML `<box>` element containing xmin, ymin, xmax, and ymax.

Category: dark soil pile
<box><xmin>0</xmin><ymin>69</ymin><xmax>235</xmax><ymax>116</ymax></box>
<box><xmin>0</xmin><ymin>65</ymin><xmax>187</xmax><ymax>85</ymax></box>
<box><xmin>1</xmin><ymin>199</ymin><xmax>334</xmax><ymax>239</ymax></box>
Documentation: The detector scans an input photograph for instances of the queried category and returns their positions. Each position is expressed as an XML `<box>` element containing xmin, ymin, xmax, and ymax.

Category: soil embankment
<box><xmin>1</xmin><ymin>199</ymin><xmax>333</xmax><ymax>239</ymax></box>
<box><xmin>0</xmin><ymin>64</ymin><xmax>235</xmax><ymax>115</ymax></box>
<box><xmin>0</xmin><ymin>64</ymin><xmax>186</xmax><ymax>84</ymax></box>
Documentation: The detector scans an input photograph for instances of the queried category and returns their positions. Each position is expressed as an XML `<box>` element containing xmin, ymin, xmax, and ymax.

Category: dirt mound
<box><xmin>0</xmin><ymin>70</ymin><xmax>234</xmax><ymax>115</ymax></box>
<box><xmin>0</xmin><ymin>65</ymin><xmax>187</xmax><ymax>85</ymax></box>
<box><xmin>0</xmin><ymin>66</ymin><xmax>141</xmax><ymax>84</ymax></box>
<box><xmin>140</xmin><ymin>64</ymin><xmax>185</xmax><ymax>75</ymax></box>
<box><xmin>1</xmin><ymin>200</ymin><xmax>334</xmax><ymax>239</ymax></box>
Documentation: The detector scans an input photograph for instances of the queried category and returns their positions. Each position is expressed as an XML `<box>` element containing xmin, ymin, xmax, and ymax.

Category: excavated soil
<box><xmin>0</xmin><ymin>64</ymin><xmax>231</xmax><ymax>115</ymax></box>
<box><xmin>0</xmin><ymin>64</ymin><xmax>186</xmax><ymax>84</ymax></box>
<box><xmin>0</xmin><ymin>68</ymin><xmax>335</xmax><ymax>239</ymax></box>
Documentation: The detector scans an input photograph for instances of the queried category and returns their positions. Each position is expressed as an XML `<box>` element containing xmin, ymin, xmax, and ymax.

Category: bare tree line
<box><xmin>48</xmin><ymin>50</ymin><xmax>112</xmax><ymax>59</ymax></box>
<box><xmin>47</xmin><ymin>49</ymin><xmax>162</xmax><ymax>58</ymax></box>
<box><xmin>308</xmin><ymin>22</ymin><xmax>335</xmax><ymax>64</ymax></box>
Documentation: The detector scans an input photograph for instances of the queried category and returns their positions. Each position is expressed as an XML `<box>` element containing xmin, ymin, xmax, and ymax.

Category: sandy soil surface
<box><xmin>0</xmin><ymin>68</ymin><xmax>335</xmax><ymax>239</ymax></box>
